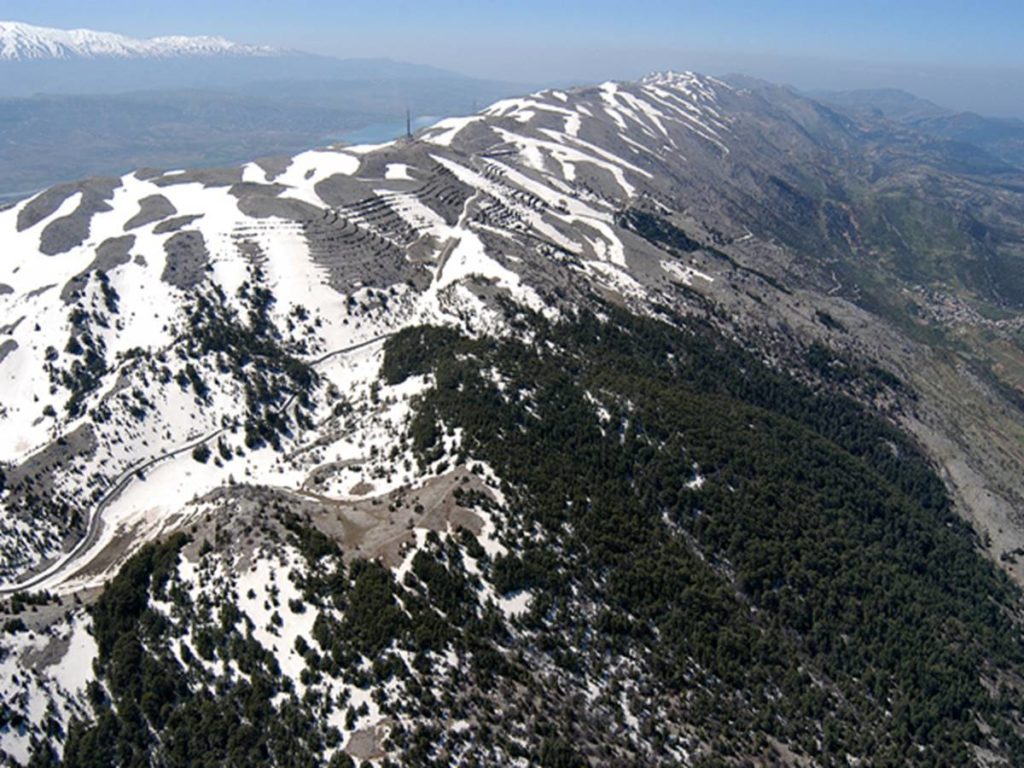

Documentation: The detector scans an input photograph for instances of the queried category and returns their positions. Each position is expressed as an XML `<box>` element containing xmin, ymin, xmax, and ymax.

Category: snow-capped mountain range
<box><xmin>0</xmin><ymin>20</ymin><xmax>277</xmax><ymax>60</ymax></box>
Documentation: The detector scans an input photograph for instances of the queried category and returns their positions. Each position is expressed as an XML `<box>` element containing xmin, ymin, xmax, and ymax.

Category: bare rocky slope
<box><xmin>1</xmin><ymin>72</ymin><xmax>1024</xmax><ymax>765</ymax></box>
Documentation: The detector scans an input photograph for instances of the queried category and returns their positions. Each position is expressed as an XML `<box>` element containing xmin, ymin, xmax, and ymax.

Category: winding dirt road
<box><xmin>0</xmin><ymin>332</ymin><xmax>394</xmax><ymax>595</ymax></box>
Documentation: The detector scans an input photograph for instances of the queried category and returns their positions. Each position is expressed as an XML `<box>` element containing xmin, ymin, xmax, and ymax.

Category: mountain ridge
<box><xmin>814</xmin><ymin>85</ymin><xmax>1024</xmax><ymax>169</ymax></box>
<box><xmin>4</xmin><ymin>67</ymin><xmax>1023</xmax><ymax>586</ymax></box>
<box><xmin>0</xmin><ymin>20</ymin><xmax>278</xmax><ymax>60</ymax></box>
<box><xmin>2</xmin><ymin>70</ymin><xmax>1024</xmax><ymax>765</ymax></box>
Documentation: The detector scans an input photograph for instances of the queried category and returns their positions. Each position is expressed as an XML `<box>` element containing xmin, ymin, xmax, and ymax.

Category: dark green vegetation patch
<box><xmin>386</xmin><ymin>306</ymin><xmax>1024</xmax><ymax>764</ymax></box>
<box><xmin>44</xmin><ymin>306</ymin><xmax>1024</xmax><ymax>766</ymax></box>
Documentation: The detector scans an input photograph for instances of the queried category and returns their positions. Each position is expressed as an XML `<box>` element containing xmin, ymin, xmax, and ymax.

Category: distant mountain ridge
<box><xmin>0</xmin><ymin>20</ymin><xmax>277</xmax><ymax>60</ymax></box>
<box><xmin>0</xmin><ymin>21</ymin><xmax>532</xmax><ymax>199</ymax></box>
<box><xmin>808</xmin><ymin>87</ymin><xmax>953</xmax><ymax>121</ymax></box>
<box><xmin>0</xmin><ymin>20</ymin><xmax>507</xmax><ymax>103</ymax></box>
<box><xmin>813</xmin><ymin>86</ymin><xmax>1024</xmax><ymax>169</ymax></box>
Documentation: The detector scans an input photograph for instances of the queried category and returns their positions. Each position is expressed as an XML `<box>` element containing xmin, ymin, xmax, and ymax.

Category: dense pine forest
<box><xmin>32</xmin><ymin>303</ymin><xmax>1024</xmax><ymax>766</ymax></box>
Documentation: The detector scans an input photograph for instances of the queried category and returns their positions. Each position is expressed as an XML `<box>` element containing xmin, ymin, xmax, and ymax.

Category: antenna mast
<box><xmin>406</xmin><ymin>107</ymin><xmax>412</xmax><ymax>139</ymax></box>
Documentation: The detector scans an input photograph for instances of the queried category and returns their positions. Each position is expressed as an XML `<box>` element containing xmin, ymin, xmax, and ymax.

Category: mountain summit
<box><xmin>0</xmin><ymin>20</ymin><xmax>277</xmax><ymax>61</ymax></box>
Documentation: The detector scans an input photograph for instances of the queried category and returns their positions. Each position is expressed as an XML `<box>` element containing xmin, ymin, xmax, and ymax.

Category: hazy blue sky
<box><xmin>4</xmin><ymin>0</ymin><xmax>1024</xmax><ymax>116</ymax></box>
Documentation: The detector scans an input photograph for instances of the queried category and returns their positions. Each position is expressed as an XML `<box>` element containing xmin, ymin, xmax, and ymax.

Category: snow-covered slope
<box><xmin>0</xmin><ymin>20</ymin><xmax>276</xmax><ymax>60</ymax></box>
<box><xmin>0</xmin><ymin>72</ymin><xmax>767</xmax><ymax>593</ymax></box>
<box><xmin>10</xmin><ymin>66</ymin><xmax>1018</xmax><ymax>599</ymax></box>
<box><xmin>4</xmin><ymin>70</ymin><xmax>1024</xmax><ymax>766</ymax></box>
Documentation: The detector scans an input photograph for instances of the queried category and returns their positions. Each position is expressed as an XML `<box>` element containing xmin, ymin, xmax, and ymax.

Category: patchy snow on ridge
<box><xmin>421</xmin><ymin>115</ymin><xmax>485</xmax><ymax>147</ymax></box>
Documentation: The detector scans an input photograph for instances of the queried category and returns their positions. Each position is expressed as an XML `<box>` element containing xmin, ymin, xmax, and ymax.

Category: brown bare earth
<box><xmin>296</xmin><ymin>467</ymin><xmax>489</xmax><ymax>568</ymax></box>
